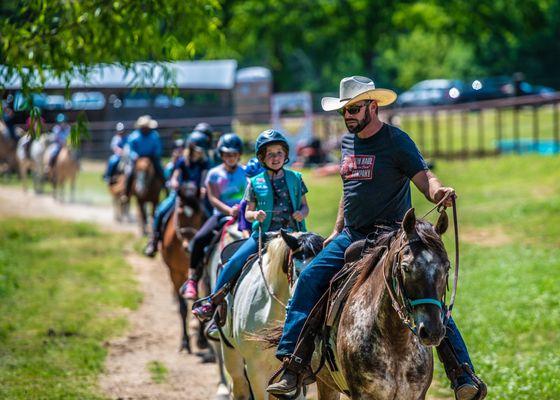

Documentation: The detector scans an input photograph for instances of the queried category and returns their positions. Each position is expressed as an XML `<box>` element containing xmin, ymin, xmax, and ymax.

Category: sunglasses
<box><xmin>337</xmin><ymin>101</ymin><xmax>371</xmax><ymax>116</ymax></box>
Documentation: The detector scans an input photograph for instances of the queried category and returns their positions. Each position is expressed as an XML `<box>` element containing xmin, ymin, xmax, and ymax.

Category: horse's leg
<box><xmin>212</xmin><ymin>341</ymin><xmax>230</xmax><ymax>400</ymax></box>
<box><xmin>138</xmin><ymin>201</ymin><xmax>147</xmax><ymax>235</ymax></box>
<box><xmin>70</xmin><ymin>176</ymin><xmax>76</xmax><ymax>203</ymax></box>
<box><xmin>176</xmin><ymin>294</ymin><xmax>191</xmax><ymax>353</ymax></box>
<box><xmin>222</xmin><ymin>344</ymin><xmax>252</xmax><ymax>400</ymax></box>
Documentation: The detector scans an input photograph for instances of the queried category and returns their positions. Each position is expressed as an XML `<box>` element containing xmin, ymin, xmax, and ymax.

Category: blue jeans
<box><xmin>275</xmin><ymin>228</ymin><xmax>475</xmax><ymax>375</ymax></box>
<box><xmin>152</xmin><ymin>191</ymin><xmax>177</xmax><ymax>237</ymax></box>
<box><xmin>105</xmin><ymin>154</ymin><xmax>121</xmax><ymax>179</ymax></box>
<box><xmin>213</xmin><ymin>236</ymin><xmax>258</xmax><ymax>294</ymax></box>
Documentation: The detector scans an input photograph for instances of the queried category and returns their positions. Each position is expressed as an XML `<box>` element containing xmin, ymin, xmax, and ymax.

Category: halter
<box><xmin>382</xmin><ymin>193</ymin><xmax>459</xmax><ymax>335</ymax></box>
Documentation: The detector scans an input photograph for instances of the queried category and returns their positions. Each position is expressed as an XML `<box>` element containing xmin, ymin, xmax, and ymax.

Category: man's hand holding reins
<box><xmin>433</xmin><ymin>187</ymin><xmax>456</xmax><ymax>208</ymax></box>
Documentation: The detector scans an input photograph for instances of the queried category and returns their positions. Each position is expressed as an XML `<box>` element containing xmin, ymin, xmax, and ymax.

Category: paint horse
<box><xmin>316</xmin><ymin>208</ymin><xmax>451</xmax><ymax>400</ymax></box>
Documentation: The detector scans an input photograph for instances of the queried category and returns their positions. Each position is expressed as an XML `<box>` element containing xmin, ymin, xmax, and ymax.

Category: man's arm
<box><xmin>411</xmin><ymin>169</ymin><xmax>456</xmax><ymax>207</ymax></box>
<box><xmin>323</xmin><ymin>194</ymin><xmax>344</xmax><ymax>247</ymax></box>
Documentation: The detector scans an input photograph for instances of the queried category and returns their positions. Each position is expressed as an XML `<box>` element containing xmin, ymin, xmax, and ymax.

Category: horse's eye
<box><xmin>401</xmin><ymin>263</ymin><xmax>411</xmax><ymax>273</ymax></box>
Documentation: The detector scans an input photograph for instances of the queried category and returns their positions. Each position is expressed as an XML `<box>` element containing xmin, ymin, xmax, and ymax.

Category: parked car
<box><xmin>467</xmin><ymin>76</ymin><xmax>556</xmax><ymax>101</ymax></box>
<box><xmin>397</xmin><ymin>79</ymin><xmax>470</xmax><ymax>107</ymax></box>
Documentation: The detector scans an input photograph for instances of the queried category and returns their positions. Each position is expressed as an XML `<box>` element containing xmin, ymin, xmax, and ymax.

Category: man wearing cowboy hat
<box><xmin>123</xmin><ymin>115</ymin><xmax>164</xmax><ymax>199</ymax></box>
<box><xmin>267</xmin><ymin>76</ymin><xmax>486</xmax><ymax>400</ymax></box>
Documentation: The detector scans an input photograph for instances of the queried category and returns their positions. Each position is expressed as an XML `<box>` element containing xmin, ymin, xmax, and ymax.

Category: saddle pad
<box><xmin>220</xmin><ymin>238</ymin><xmax>248</xmax><ymax>265</ymax></box>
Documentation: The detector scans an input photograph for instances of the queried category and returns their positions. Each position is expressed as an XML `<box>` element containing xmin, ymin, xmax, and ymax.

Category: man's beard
<box><xmin>345</xmin><ymin>108</ymin><xmax>371</xmax><ymax>134</ymax></box>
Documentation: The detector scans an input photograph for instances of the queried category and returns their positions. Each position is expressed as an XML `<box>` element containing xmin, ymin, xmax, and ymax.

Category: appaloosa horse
<box><xmin>315</xmin><ymin>208</ymin><xmax>451</xmax><ymax>400</ymax></box>
<box><xmin>131</xmin><ymin>157</ymin><xmax>163</xmax><ymax>235</ymax></box>
<box><xmin>160</xmin><ymin>182</ymin><xmax>206</xmax><ymax>353</ymax></box>
<box><xmin>222</xmin><ymin>230</ymin><xmax>324</xmax><ymax>400</ymax></box>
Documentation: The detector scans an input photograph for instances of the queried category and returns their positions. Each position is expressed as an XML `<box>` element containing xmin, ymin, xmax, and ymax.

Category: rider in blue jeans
<box><xmin>192</xmin><ymin>129</ymin><xmax>309</xmax><ymax>320</ymax></box>
<box><xmin>267</xmin><ymin>76</ymin><xmax>486</xmax><ymax>400</ymax></box>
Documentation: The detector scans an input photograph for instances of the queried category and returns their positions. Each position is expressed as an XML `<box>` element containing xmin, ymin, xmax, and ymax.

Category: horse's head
<box><xmin>175</xmin><ymin>182</ymin><xmax>202</xmax><ymax>247</ymax></box>
<box><xmin>280</xmin><ymin>229</ymin><xmax>324</xmax><ymax>278</ymax></box>
<box><xmin>134</xmin><ymin>157</ymin><xmax>154</xmax><ymax>196</ymax></box>
<box><xmin>390</xmin><ymin>208</ymin><xmax>450</xmax><ymax>346</ymax></box>
<box><xmin>177</xmin><ymin>182</ymin><xmax>200</xmax><ymax>216</ymax></box>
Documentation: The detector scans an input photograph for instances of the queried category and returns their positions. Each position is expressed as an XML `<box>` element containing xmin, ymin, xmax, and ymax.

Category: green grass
<box><xmin>147</xmin><ymin>360</ymin><xmax>168</xmax><ymax>384</ymax></box>
<box><xmin>301</xmin><ymin>154</ymin><xmax>560</xmax><ymax>399</ymax></box>
<box><xmin>0</xmin><ymin>218</ymin><xmax>142</xmax><ymax>399</ymax></box>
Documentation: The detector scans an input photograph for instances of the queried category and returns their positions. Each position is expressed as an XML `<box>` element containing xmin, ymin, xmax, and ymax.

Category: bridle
<box><xmin>256</xmin><ymin>226</ymin><xmax>320</xmax><ymax>308</ymax></box>
<box><xmin>382</xmin><ymin>193</ymin><xmax>459</xmax><ymax>336</ymax></box>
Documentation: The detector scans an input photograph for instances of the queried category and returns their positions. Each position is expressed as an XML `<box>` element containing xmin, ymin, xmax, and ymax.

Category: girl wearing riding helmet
<box><xmin>144</xmin><ymin>131</ymin><xmax>210</xmax><ymax>257</ymax></box>
<box><xmin>192</xmin><ymin>129</ymin><xmax>309</xmax><ymax>321</ymax></box>
<box><xmin>182</xmin><ymin>133</ymin><xmax>247</xmax><ymax>299</ymax></box>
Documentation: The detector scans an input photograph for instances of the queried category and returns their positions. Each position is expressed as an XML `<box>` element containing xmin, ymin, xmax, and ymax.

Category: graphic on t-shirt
<box><xmin>340</xmin><ymin>155</ymin><xmax>375</xmax><ymax>180</ymax></box>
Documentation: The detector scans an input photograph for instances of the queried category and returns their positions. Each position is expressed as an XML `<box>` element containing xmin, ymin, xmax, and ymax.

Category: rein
<box><xmin>383</xmin><ymin>192</ymin><xmax>460</xmax><ymax>335</ymax></box>
<box><xmin>256</xmin><ymin>224</ymin><xmax>295</xmax><ymax>309</ymax></box>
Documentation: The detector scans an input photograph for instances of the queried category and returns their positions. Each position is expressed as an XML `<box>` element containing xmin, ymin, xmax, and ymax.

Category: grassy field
<box><xmin>0</xmin><ymin>218</ymin><xmax>141</xmax><ymax>399</ymax></box>
<box><xmin>303</xmin><ymin>155</ymin><xmax>560</xmax><ymax>399</ymax></box>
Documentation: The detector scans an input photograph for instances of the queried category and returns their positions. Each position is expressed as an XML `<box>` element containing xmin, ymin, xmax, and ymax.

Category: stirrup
<box><xmin>267</xmin><ymin>357</ymin><xmax>314</xmax><ymax>399</ymax></box>
<box><xmin>454</xmin><ymin>363</ymin><xmax>487</xmax><ymax>400</ymax></box>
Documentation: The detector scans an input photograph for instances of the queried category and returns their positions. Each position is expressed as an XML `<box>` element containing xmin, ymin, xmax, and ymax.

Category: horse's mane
<box><xmin>264</xmin><ymin>235</ymin><xmax>291</xmax><ymax>282</ymax></box>
<box><xmin>352</xmin><ymin>219</ymin><xmax>447</xmax><ymax>291</ymax></box>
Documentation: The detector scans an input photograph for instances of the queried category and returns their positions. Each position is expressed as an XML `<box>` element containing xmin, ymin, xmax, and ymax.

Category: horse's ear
<box><xmin>280</xmin><ymin>229</ymin><xmax>300</xmax><ymax>250</ymax></box>
<box><xmin>435</xmin><ymin>210</ymin><xmax>449</xmax><ymax>236</ymax></box>
<box><xmin>402</xmin><ymin>208</ymin><xmax>416</xmax><ymax>235</ymax></box>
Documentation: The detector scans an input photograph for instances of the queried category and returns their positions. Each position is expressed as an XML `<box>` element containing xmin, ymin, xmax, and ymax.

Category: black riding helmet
<box><xmin>217</xmin><ymin>133</ymin><xmax>243</xmax><ymax>154</ymax></box>
<box><xmin>187</xmin><ymin>131</ymin><xmax>211</xmax><ymax>152</ymax></box>
<box><xmin>193</xmin><ymin>122</ymin><xmax>214</xmax><ymax>141</ymax></box>
<box><xmin>255</xmin><ymin>129</ymin><xmax>290</xmax><ymax>164</ymax></box>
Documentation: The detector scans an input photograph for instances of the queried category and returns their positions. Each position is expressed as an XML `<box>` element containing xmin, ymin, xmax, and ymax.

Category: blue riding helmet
<box><xmin>245</xmin><ymin>157</ymin><xmax>265</xmax><ymax>177</ymax></box>
<box><xmin>187</xmin><ymin>131</ymin><xmax>211</xmax><ymax>152</ymax></box>
<box><xmin>217</xmin><ymin>133</ymin><xmax>243</xmax><ymax>154</ymax></box>
<box><xmin>56</xmin><ymin>113</ymin><xmax>67</xmax><ymax>123</ymax></box>
<box><xmin>255</xmin><ymin>129</ymin><xmax>289</xmax><ymax>157</ymax></box>
<box><xmin>194</xmin><ymin>122</ymin><xmax>213</xmax><ymax>140</ymax></box>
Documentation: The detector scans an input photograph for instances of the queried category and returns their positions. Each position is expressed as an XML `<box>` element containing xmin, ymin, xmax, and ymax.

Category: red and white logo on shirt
<box><xmin>340</xmin><ymin>155</ymin><xmax>375</xmax><ymax>180</ymax></box>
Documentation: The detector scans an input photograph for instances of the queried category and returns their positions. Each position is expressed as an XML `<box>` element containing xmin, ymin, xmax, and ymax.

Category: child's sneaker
<box><xmin>180</xmin><ymin>279</ymin><xmax>198</xmax><ymax>300</ymax></box>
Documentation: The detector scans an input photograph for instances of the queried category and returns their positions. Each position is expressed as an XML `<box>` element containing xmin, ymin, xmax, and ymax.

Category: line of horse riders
<box><xmin>0</xmin><ymin>112</ymin><xmax>80</xmax><ymax>199</ymax></box>
<box><xmin>3</xmin><ymin>75</ymin><xmax>488</xmax><ymax>400</ymax></box>
<box><xmin>122</xmin><ymin>76</ymin><xmax>487</xmax><ymax>400</ymax></box>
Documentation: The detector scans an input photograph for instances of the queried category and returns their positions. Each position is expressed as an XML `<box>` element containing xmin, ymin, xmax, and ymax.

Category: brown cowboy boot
<box><xmin>266</xmin><ymin>356</ymin><xmax>315</xmax><ymax>398</ymax></box>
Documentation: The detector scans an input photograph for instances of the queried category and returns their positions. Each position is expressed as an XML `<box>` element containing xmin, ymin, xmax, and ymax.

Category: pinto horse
<box><xmin>160</xmin><ymin>182</ymin><xmax>206</xmax><ymax>352</ymax></box>
<box><xmin>132</xmin><ymin>157</ymin><xmax>163</xmax><ymax>235</ymax></box>
<box><xmin>316</xmin><ymin>208</ymin><xmax>451</xmax><ymax>400</ymax></box>
<box><xmin>222</xmin><ymin>230</ymin><xmax>324</xmax><ymax>400</ymax></box>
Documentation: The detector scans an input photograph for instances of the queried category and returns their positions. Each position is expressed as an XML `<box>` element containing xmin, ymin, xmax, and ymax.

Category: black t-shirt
<box><xmin>340</xmin><ymin>123</ymin><xmax>428</xmax><ymax>233</ymax></box>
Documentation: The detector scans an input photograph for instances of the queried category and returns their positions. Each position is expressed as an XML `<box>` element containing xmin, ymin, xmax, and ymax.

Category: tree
<box><xmin>0</xmin><ymin>0</ymin><xmax>223</xmax><ymax>139</ymax></box>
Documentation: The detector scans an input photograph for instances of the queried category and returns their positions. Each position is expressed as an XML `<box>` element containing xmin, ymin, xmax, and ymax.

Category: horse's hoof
<box><xmin>180</xmin><ymin>341</ymin><xmax>192</xmax><ymax>354</ymax></box>
<box><xmin>200</xmin><ymin>351</ymin><xmax>216</xmax><ymax>364</ymax></box>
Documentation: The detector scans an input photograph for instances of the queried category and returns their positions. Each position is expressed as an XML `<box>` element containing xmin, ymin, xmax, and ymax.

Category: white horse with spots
<box><xmin>220</xmin><ymin>230</ymin><xmax>324</xmax><ymax>400</ymax></box>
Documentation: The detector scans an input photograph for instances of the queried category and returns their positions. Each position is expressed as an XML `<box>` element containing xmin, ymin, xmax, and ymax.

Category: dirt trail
<box><xmin>0</xmin><ymin>186</ymin><xmax>220</xmax><ymax>400</ymax></box>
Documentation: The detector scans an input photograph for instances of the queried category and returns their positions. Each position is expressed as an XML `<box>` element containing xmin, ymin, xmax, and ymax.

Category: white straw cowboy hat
<box><xmin>321</xmin><ymin>76</ymin><xmax>397</xmax><ymax>111</ymax></box>
<box><xmin>134</xmin><ymin>115</ymin><xmax>158</xmax><ymax>129</ymax></box>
